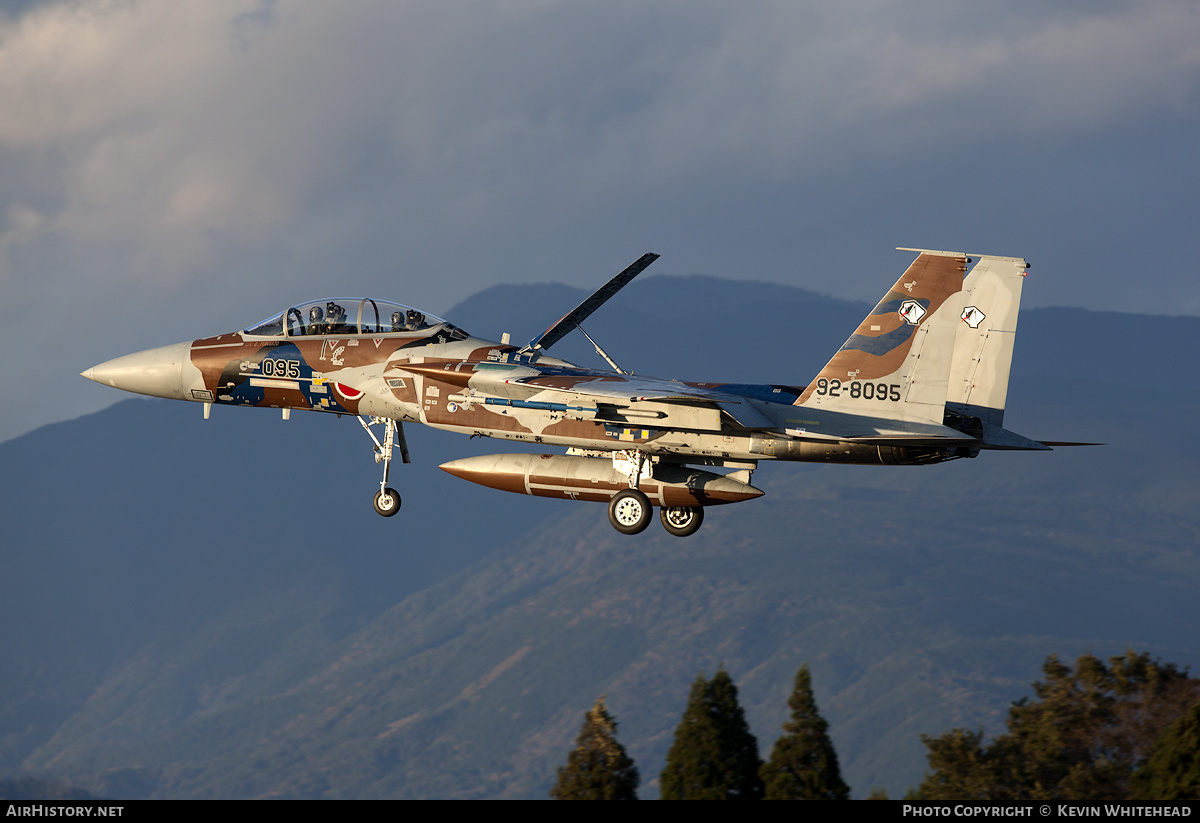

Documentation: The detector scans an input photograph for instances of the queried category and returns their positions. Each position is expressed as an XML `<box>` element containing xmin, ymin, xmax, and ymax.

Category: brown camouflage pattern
<box><xmin>794</xmin><ymin>252</ymin><xmax>967</xmax><ymax>404</ymax></box>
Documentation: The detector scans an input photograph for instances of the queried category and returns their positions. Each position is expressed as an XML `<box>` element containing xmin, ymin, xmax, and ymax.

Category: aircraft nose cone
<box><xmin>82</xmin><ymin>341</ymin><xmax>191</xmax><ymax>401</ymax></box>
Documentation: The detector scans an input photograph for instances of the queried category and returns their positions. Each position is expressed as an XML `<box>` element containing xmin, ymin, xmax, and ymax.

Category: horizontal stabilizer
<box><xmin>976</xmin><ymin>422</ymin><xmax>1051</xmax><ymax>451</ymax></box>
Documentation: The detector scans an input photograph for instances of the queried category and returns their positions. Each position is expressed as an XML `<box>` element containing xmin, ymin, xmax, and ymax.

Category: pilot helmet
<box><xmin>406</xmin><ymin>308</ymin><xmax>425</xmax><ymax>329</ymax></box>
<box><xmin>327</xmin><ymin>302</ymin><xmax>346</xmax><ymax>322</ymax></box>
<box><xmin>309</xmin><ymin>305</ymin><xmax>324</xmax><ymax>323</ymax></box>
<box><xmin>391</xmin><ymin>311</ymin><xmax>404</xmax><ymax>331</ymax></box>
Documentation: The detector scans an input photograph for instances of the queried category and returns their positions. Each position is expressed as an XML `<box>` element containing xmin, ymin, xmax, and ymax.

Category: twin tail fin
<box><xmin>794</xmin><ymin>249</ymin><xmax>968</xmax><ymax>427</ymax></box>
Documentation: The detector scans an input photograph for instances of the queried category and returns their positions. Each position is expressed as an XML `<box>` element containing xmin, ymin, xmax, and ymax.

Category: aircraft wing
<box><xmin>512</xmin><ymin>370</ymin><xmax>781</xmax><ymax>429</ymax></box>
<box><xmin>400</xmin><ymin>360</ymin><xmax>780</xmax><ymax>430</ymax></box>
<box><xmin>513</xmin><ymin>371</ymin><xmax>738</xmax><ymax>403</ymax></box>
<box><xmin>399</xmin><ymin>362</ymin><xmax>1000</xmax><ymax>439</ymax></box>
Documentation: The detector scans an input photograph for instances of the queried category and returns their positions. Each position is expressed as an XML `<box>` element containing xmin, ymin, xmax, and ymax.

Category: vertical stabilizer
<box><xmin>794</xmin><ymin>250</ymin><xmax>967</xmax><ymax>426</ymax></box>
<box><xmin>946</xmin><ymin>254</ymin><xmax>1027</xmax><ymax>427</ymax></box>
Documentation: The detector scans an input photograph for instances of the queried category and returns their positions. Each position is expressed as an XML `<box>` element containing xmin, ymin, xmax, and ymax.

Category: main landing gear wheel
<box><xmin>373</xmin><ymin>488</ymin><xmax>401</xmax><ymax>517</ymax></box>
<box><xmin>608</xmin><ymin>489</ymin><xmax>652</xmax><ymax>535</ymax></box>
<box><xmin>660</xmin><ymin>505</ymin><xmax>704</xmax><ymax>537</ymax></box>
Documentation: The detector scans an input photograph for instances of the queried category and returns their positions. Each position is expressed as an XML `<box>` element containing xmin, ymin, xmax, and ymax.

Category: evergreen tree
<box><xmin>709</xmin><ymin>668</ymin><xmax>766</xmax><ymax>799</ymax></box>
<box><xmin>918</xmin><ymin>727</ymin><xmax>1007</xmax><ymax>800</ymax></box>
<box><xmin>1129</xmin><ymin>700</ymin><xmax>1200</xmax><ymax>800</ymax></box>
<box><xmin>661</xmin><ymin>668</ymin><xmax>764</xmax><ymax>800</ymax></box>
<box><xmin>760</xmin><ymin>664</ymin><xmax>850</xmax><ymax>799</ymax></box>
<box><xmin>915</xmin><ymin>651</ymin><xmax>1200</xmax><ymax>801</ymax></box>
<box><xmin>550</xmin><ymin>696</ymin><xmax>639</xmax><ymax>800</ymax></box>
<box><xmin>661</xmin><ymin>674</ymin><xmax>723</xmax><ymax>800</ymax></box>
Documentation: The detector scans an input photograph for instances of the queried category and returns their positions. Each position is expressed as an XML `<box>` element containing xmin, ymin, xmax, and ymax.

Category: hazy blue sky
<box><xmin>2</xmin><ymin>1</ymin><xmax>1197</xmax><ymax>442</ymax></box>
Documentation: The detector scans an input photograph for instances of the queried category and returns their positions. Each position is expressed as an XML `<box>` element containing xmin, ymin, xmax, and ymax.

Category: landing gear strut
<box><xmin>359</xmin><ymin>416</ymin><xmax>410</xmax><ymax>518</ymax></box>
<box><xmin>607</xmin><ymin>450</ymin><xmax>652</xmax><ymax>535</ymax></box>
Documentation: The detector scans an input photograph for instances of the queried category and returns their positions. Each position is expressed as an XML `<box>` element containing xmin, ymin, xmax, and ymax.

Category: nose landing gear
<box><xmin>359</xmin><ymin>416</ymin><xmax>410</xmax><ymax>518</ymax></box>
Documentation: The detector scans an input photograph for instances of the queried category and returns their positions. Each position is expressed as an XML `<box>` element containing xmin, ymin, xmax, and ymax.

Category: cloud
<box><xmin>620</xmin><ymin>2</ymin><xmax>1200</xmax><ymax>178</ymax></box>
<box><xmin>3</xmin><ymin>2</ymin><xmax>1196</xmax><ymax>289</ymax></box>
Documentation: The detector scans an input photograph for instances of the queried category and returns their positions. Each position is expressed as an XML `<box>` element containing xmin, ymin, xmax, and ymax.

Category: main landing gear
<box><xmin>609</xmin><ymin>489</ymin><xmax>652</xmax><ymax>534</ymax></box>
<box><xmin>360</xmin><ymin>416</ymin><xmax>410</xmax><ymax>518</ymax></box>
<box><xmin>660</xmin><ymin>505</ymin><xmax>704</xmax><ymax>537</ymax></box>
<box><xmin>606</xmin><ymin>450</ymin><xmax>705</xmax><ymax>537</ymax></box>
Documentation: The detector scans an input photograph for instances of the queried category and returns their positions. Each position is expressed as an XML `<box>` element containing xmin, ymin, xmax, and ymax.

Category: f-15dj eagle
<box><xmin>83</xmin><ymin>248</ymin><xmax>1073</xmax><ymax>537</ymax></box>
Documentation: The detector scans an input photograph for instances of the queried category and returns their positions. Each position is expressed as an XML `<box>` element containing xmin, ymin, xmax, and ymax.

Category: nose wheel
<box><xmin>359</xmin><ymin>416</ymin><xmax>410</xmax><ymax>518</ymax></box>
<box><xmin>374</xmin><ymin>488</ymin><xmax>402</xmax><ymax>516</ymax></box>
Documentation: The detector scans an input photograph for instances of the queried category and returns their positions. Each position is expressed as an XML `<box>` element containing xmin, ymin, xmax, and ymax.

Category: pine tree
<box><xmin>709</xmin><ymin>668</ymin><xmax>765</xmax><ymax>800</ymax></box>
<box><xmin>760</xmin><ymin>664</ymin><xmax>850</xmax><ymax>799</ymax></box>
<box><xmin>550</xmin><ymin>696</ymin><xmax>639</xmax><ymax>800</ymax></box>
<box><xmin>915</xmin><ymin>651</ymin><xmax>1200</xmax><ymax>800</ymax></box>
<box><xmin>660</xmin><ymin>668</ymin><xmax>764</xmax><ymax>800</ymax></box>
<box><xmin>660</xmin><ymin>674</ymin><xmax>722</xmax><ymax>800</ymax></box>
<box><xmin>1129</xmin><ymin>700</ymin><xmax>1200</xmax><ymax>800</ymax></box>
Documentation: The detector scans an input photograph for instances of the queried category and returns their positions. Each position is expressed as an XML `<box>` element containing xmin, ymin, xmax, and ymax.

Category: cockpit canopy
<box><xmin>244</xmin><ymin>298</ymin><xmax>466</xmax><ymax>338</ymax></box>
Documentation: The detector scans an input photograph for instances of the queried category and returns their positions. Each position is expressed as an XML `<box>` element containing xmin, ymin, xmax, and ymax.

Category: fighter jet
<box><xmin>82</xmin><ymin>248</ymin><xmax>1068</xmax><ymax>536</ymax></box>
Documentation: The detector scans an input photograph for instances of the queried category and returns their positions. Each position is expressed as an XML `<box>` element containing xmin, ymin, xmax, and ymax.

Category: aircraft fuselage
<box><xmin>86</xmin><ymin>326</ymin><xmax>827</xmax><ymax>465</ymax></box>
<box><xmin>83</xmin><ymin>249</ymin><xmax>1054</xmax><ymax>536</ymax></box>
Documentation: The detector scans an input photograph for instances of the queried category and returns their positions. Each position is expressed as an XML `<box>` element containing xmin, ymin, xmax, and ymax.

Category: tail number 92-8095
<box><xmin>815</xmin><ymin>379</ymin><xmax>900</xmax><ymax>401</ymax></box>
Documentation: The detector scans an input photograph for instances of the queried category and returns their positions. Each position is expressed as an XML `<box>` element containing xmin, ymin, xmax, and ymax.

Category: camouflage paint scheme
<box><xmin>84</xmin><ymin>249</ymin><xmax>1059</xmax><ymax>534</ymax></box>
